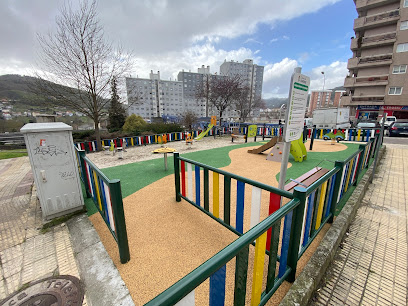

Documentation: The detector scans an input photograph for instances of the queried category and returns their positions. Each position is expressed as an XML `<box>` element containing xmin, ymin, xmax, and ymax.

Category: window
<box><xmin>396</xmin><ymin>43</ymin><xmax>408</xmax><ymax>52</ymax></box>
<box><xmin>392</xmin><ymin>65</ymin><xmax>407</xmax><ymax>74</ymax></box>
<box><xmin>401</xmin><ymin>21</ymin><xmax>408</xmax><ymax>30</ymax></box>
<box><xmin>405</xmin><ymin>0</ymin><xmax>408</xmax><ymax>8</ymax></box>
<box><xmin>388</xmin><ymin>87</ymin><xmax>403</xmax><ymax>95</ymax></box>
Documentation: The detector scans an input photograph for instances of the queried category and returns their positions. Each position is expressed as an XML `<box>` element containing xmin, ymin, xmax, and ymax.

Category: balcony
<box><xmin>355</xmin><ymin>0</ymin><xmax>400</xmax><ymax>12</ymax></box>
<box><xmin>350</xmin><ymin>32</ymin><xmax>397</xmax><ymax>50</ymax></box>
<box><xmin>341</xmin><ymin>94</ymin><xmax>385</xmax><ymax>106</ymax></box>
<box><xmin>347</xmin><ymin>53</ymin><xmax>393</xmax><ymax>70</ymax></box>
<box><xmin>344</xmin><ymin>75</ymin><xmax>389</xmax><ymax>88</ymax></box>
<box><xmin>354</xmin><ymin>9</ymin><xmax>399</xmax><ymax>31</ymax></box>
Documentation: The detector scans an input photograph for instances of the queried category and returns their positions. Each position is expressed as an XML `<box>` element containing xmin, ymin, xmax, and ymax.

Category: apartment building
<box><xmin>341</xmin><ymin>0</ymin><xmax>408</xmax><ymax>120</ymax></box>
<box><xmin>126</xmin><ymin>71</ymin><xmax>183</xmax><ymax>119</ymax></box>
<box><xmin>220</xmin><ymin>59</ymin><xmax>264</xmax><ymax>118</ymax></box>
<box><xmin>308</xmin><ymin>91</ymin><xmax>332</xmax><ymax>115</ymax></box>
<box><xmin>127</xmin><ymin>59</ymin><xmax>264</xmax><ymax>121</ymax></box>
<box><xmin>177</xmin><ymin>66</ymin><xmax>227</xmax><ymax>118</ymax></box>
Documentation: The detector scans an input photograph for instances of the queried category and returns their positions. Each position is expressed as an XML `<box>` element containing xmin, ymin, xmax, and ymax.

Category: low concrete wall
<box><xmin>280</xmin><ymin>146</ymin><xmax>386</xmax><ymax>306</ymax></box>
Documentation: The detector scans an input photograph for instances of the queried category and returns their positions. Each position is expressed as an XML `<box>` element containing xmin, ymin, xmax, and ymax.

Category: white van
<box><xmin>379</xmin><ymin>116</ymin><xmax>396</xmax><ymax>128</ymax></box>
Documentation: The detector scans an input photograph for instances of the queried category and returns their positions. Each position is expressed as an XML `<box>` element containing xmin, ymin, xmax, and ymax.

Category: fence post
<box><xmin>174</xmin><ymin>152</ymin><xmax>181</xmax><ymax>202</ymax></box>
<box><xmin>287</xmin><ymin>187</ymin><xmax>307</xmax><ymax>282</ymax></box>
<box><xmin>262</xmin><ymin>123</ymin><xmax>266</xmax><ymax>141</ymax></box>
<box><xmin>309</xmin><ymin>126</ymin><xmax>316</xmax><ymax>150</ymax></box>
<box><xmin>353</xmin><ymin>145</ymin><xmax>366</xmax><ymax>186</ymax></box>
<box><xmin>78</xmin><ymin>150</ymin><xmax>91</xmax><ymax>198</ymax></box>
<box><xmin>328</xmin><ymin>161</ymin><xmax>344</xmax><ymax>224</ymax></box>
<box><xmin>110</xmin><ymin>179</ymin><xmax>130</xmax><ymax>264</ymax></box>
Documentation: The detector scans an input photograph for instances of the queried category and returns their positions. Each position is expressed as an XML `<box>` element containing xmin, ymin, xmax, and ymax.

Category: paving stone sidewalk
<box><xmin>311</xmin><ymin>145</ymin><xmax>407</xmax><ymax>305</ymax></box>
<box><xmin>0</xmin><ymin>157</ymin><xmax>86</xmax><ymax>304</ymax></box>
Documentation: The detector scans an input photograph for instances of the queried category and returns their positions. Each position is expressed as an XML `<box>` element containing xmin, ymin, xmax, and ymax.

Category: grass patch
<box><xmin>0</xmin><ymin>149</ymin><xmax>27</xmax><ymax>159</ymax></box>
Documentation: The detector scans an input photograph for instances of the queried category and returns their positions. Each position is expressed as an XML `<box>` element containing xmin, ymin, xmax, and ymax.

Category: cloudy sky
<box><xmin>1</xmin><ymin>0</ymin><xmax>357</xmax><ymax>98</ymax></box>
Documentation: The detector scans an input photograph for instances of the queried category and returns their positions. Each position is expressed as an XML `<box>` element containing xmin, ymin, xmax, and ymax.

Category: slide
<box><xmin>290</xmin><ymin>134</ymin><xmax>307</xmax><ymax>162</ymax></box>
<box><xmin>194</xmin><ymin>124</ymin><xmax>214</xmax><ymax>140</ymax></box>
<box><xmin>248</xmin><ymin>136</ymin><xmax>281</xmax><ymax>154</ymax></box>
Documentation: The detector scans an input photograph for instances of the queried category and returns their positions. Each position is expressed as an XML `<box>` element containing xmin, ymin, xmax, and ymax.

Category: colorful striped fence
<box><xmin>147</xmin><ymin>132</ymin><xmax>380</xmax><ymax>305</ymax></box>
<box><xmin>306</xmin><ymin>127</ymin><xmax>378</xmax><ymax>143</ymax></box>
<box><xmin>75</xmin><ymin>148</ymin><xmax>130</xmax><ymax>264</ymax></box>
<box><xmin>174</xmin><ymin>153</ymin><xmax>294</xmax><ymax>236</ymax></box>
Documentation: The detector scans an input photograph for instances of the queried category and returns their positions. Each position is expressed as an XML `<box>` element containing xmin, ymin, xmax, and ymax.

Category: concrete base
<box><xmin>67</xmin><ymin>214</ymin><xmax>134</xmax><ymax>306</ymax></box>
<box><xmin>279</xmin><ymin>146</ymin><xmax>386</xmax><ymax>306</ymax></box>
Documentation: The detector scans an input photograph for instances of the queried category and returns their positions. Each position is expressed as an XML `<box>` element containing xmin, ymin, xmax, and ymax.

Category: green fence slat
<box><xmin>224</xmin><ymin>176</ymin><xmax>231</xmax><ymax>225</ymax></box>
<box><xmin>233</xmin><ymin>245</ymin><xmax>249</xmax><ymax>306</ymax></box>
<box><xmin>266</xmin><ymin>221</ymin><xmax>281</xmax><ymax>292</ymax></box>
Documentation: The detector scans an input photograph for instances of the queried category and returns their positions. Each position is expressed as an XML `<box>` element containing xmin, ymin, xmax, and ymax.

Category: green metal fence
<box><xmin>75</xmin><ymin>148</ymin><xmax>130</xmax><ymax>264</ymax></box>
<box><xmin>146</xmin><ymin>134</ymin><xmax>379</xmax><ymax>305</ymax></box>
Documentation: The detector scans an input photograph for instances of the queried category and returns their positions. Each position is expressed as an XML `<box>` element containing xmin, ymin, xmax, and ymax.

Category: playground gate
<box><xmin>146</xmin><ymin>134</ymin><xmax>379</xmax><ymax>305</ymax></box>
<box><xmin>75</xmin><ymin>148</ymin><xmax>130</xmax><ymax>263</ymax></box>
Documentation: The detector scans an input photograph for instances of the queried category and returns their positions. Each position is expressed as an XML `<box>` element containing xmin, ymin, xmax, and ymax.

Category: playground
<box><xmin>83</xmin><ymin>135</ymin><xmax>363</xmax><ymax>305</ymax></box>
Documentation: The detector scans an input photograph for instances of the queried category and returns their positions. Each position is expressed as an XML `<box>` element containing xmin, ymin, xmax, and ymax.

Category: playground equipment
<box><xmin>152</xmin><ymin>147</ymin><xmax>176</xmax><ymax>170</ymax></box>
<box><xmin>290</xmin><ymin>134</ymin><xmax>307</xmax><ymax>162</ymax></box>
<box><xmin>247</xmin><ymin>136</ymin><xmax>281</xmax><ymax>154</ymax></box>
<box><xmin>186</xmin><ymin>133</ymin><xmax>193</xmax><ymax>145</ymax></box>
<box><xmin>157</xmin><ymin>134</ymin><xmax>168</xmax><ymax>146</ymax></box>
<box><xmin>284</xmin><ymin>167</ymin><xmax>329</xmax><ymax>191</ymax></box>
<box><xmin>194</xmin><ymin>124</ymin><xmax>214</xmax><ymax>140</ymax></box>
<box><xmin>323</xmin><ymin>130</ymin><xmax>345</xmax><ymax>143</ymax></box>
<box><xmin>231</xmin><ymin>126</ymin><xmax>247</xmax><ymax>142</ymax></box>
<box><xmin>195</xmin><ymin>116</ymin><xmax>217</xmax><ymax>141</ymax></box>
<box><xmin>248</xmin><ymin>134</ymin><xmax>307</xmax><ymax>162</ymax></box>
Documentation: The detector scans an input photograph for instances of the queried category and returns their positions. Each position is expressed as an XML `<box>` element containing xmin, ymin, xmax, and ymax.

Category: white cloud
<box><xmin>130</xmin><ymin>43</ymin><xmax>258</xmax><ymax>80</ymax></box>
<box><xmin>244</xmin><ymin>38</ymin><xmax>263</xmax><ymax>45</ymax></box>
<box><xmin>308</xmin><ymin>61</ymin><xmax>348</xmax><ymax>91</ymax></box>
<box><xmin>262</xmin><ymin>58</ymin><xmax>299</xmax><ymax>98</ymax></box>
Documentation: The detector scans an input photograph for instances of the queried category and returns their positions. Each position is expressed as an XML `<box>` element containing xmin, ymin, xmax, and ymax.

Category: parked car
<box><xmin>388</xmin><ymin>120</ymin><xmax>408</xmax><ymax>137</ymax></box>
<box><xmin>356</xmin><ymin>121</ymin><xmax>378</xmax><ymax>129</ymax></box>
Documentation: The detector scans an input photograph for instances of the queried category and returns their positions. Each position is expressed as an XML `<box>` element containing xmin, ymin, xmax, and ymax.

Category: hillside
<box><xmin>0</xmin><ymin>74</ymin><xmax>81</xmax><ymax>110</ymax></box>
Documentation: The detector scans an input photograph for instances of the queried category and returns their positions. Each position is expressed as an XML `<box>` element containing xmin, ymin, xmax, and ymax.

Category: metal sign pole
<box><xmin>277</xmin><ymin>67</ymin><xmax>310</xmax><ymax>198</ymax></box>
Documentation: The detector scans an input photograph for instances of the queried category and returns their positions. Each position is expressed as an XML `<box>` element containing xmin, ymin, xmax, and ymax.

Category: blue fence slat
<box><xmin>303</xmin><ymin>191</ymin><xmax>315</xmax><ymax>247</ymax></box>
<box><xmin>209</xmin><ymin>265</ymin><xmax>226</xmax><ymax>306</ymax></box>
<box><xmin>195</xmin><ymin>165</ymin><xmax>201</xmax><ymax>207</ymax></box>
<box><xmin>236</xmin><ymin>181</ymin><xmax>245</xmax><ymax>234</ymax></box>
<box><xmin>278</xmin><ymin>211</ymin><xmax>293</xmax><ymax>277</ymax></box>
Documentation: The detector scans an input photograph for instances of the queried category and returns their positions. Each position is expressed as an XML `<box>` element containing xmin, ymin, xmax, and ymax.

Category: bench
<box><xmin>284</xmin><ymin>167</ymin><xmax>329</xmax><ymax>192</ymax></box>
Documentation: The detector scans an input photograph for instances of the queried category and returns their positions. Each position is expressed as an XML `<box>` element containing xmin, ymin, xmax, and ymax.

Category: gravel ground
<box><xmin>87</xmin><ymin>135</ymin><xmax>252</xmax><ymax>169</ymax></box>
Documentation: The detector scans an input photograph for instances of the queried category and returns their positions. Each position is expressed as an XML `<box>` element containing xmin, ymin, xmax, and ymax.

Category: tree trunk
<box><xmin>94</xmin><ymin>115</ymin><xmax>102</xmax><ymax>152</ymax></box>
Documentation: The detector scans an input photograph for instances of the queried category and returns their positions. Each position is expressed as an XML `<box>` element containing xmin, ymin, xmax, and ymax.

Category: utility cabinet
<box><xmin>21</xmin><ymin>123</ymin><xmax>84</xmax><ymax>220</ymax></box>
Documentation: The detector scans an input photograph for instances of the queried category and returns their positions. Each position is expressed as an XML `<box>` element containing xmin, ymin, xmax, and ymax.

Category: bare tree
<box><xmin>35</xmin><ymin>0</ymin><xmax>131</xmax><ymax>150</ymax></box>
<box><xmin>196</xmin><ymin>75</ymin><xmax>243</xmax><ymax>126</ymax></box>
<box><xmin>235</xmin><ymin>86</ymin><xmax>265</xmax><ymax>122</ymax></box>
<box><xmin>180</xmin><ymin>110</ymin><xmax>198</xmax><ymax>133</ymax></box>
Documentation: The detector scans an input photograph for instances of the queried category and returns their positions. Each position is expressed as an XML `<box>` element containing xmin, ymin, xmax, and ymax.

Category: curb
<box><xmin>67</xmin><ymin>214</ymin><xmax>134</xmax><ymax>306</ymax></box>
<box><xmin>279</xmin><ymin>146</ymin><xmax>386</xmax><ymax>306</ymax></box>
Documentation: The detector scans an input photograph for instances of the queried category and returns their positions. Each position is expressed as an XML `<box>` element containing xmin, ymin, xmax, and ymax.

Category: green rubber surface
<box><xmin>84</xmin><ymin>141</ymin><xmax>361</xmax><ymax>216</ymax></box>
<box><xmin>276</xmin><ymin>143</ymin><xmax>360</xmax><ymax>184</ymax></box>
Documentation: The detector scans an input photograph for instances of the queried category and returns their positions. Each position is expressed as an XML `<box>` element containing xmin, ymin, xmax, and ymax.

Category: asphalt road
<box><xmin>383</xmin><ymin>135</ymin><xmax>408</xmax><ymax>145</ymax></box>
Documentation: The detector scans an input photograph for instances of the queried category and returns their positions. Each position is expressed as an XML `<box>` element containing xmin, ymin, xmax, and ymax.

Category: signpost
<box><xmin>278</xmin><ymin>67</ymin><xmax>310</xmax><ymax>193</ymax></box>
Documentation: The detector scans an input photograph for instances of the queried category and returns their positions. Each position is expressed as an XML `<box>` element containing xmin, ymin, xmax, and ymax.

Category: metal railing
<box><xmin>146</xmin><ymin>133</ymin><xmax>379</xmax><ymax>305</ymax></box>
<box><xmin>75</xmin><ymin>148</ymin><xmax>130</xmax><ymax>263</ymax></box>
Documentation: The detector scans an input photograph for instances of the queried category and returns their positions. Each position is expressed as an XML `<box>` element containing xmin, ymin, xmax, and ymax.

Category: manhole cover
<box><xmin>1</xmin><ymin>275</ymin><xmax>84</xmax><ymax>306</ymax></box>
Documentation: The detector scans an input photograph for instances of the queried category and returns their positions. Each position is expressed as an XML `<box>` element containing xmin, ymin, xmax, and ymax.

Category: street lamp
<box><xmin>321</xmin><ymin>71</ymin><xmax>325</xmax><ymax>92</ymax></box>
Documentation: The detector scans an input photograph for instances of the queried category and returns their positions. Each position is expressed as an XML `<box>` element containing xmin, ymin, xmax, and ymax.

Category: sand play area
<box><xmin>86</xmin><ymin>136</ymin><xmax>352</xmax><ymax>305</ymax></box>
